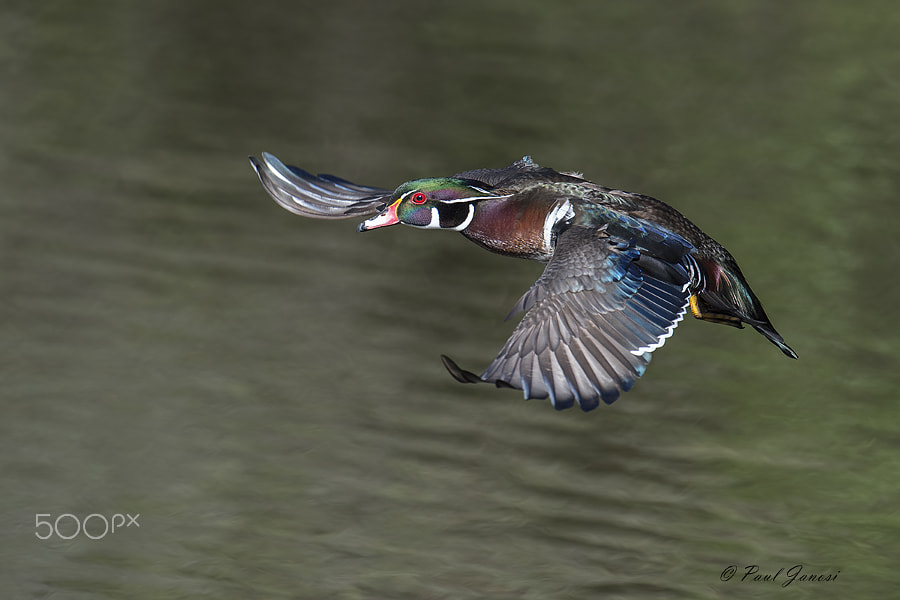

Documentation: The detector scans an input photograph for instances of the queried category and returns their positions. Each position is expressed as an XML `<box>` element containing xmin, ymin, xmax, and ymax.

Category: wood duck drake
<box><xmin>250</xmin><ymin>153</ymin><xmax>796</xmax><ymax>411</ymax></box>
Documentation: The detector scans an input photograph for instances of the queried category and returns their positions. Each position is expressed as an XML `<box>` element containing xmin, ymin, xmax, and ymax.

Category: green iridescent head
<box><xmin>358</xmin><ymin>178</ymin><xmax>502</xmax><ymax>232</ymax></box>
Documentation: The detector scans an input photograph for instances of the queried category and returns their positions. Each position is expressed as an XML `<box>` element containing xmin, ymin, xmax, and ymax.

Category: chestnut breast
<box><xmin>462</xmin><ymin>193</ymin><xmax>557</xmax><ymax>261</ymax></box>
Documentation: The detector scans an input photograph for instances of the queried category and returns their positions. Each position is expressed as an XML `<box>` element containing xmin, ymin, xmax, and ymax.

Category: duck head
<box><xmin>358</xmin><ymin>178</ymin><xmax>505</xmax><ymax>232</ymax></box>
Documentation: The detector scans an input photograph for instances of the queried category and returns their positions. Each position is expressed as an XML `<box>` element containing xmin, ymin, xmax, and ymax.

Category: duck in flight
<box><xmin>250</xmin><ymin>153</ymin><xmax>796</xmax><ymax>411</ymax></box>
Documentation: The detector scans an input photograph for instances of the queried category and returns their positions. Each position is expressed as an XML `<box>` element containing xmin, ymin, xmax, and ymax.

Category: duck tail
<box><xmin>752</xmin><ymin>323</ymin><xmax>798</xmax><ymax>359</ymax></box>
<box><xmin>693</xmin><ymin>258</ymin><xmax>798</xmax><ymax>359</ymax></box>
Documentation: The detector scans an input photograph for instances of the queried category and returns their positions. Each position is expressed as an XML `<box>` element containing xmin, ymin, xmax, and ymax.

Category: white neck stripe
<box><xmin>450</xmin><ymin>204</ymin><xmax>475</xmax><ymax>231</ymax></box>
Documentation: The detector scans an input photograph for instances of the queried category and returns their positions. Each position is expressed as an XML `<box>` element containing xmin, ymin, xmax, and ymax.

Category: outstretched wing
<box><xmin>249</xmin><ymin>152</ymin><xmax>391</xmax><ymax>219</ymax></box>
<box><xmin>444</xmin><ymin>225</ymin><xmax>693</xmax><ymax>411</ymax></box>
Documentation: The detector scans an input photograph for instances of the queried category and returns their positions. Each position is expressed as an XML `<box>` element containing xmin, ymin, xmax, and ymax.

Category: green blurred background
<box><xmin>1</xmin><ymin>2</ymin><xmax>898</xmax><ymax>598</ymax></box>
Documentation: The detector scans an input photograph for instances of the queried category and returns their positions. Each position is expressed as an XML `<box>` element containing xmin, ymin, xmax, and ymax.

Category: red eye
<box><xmin>410</xmin><ymin>192</ymin><xmax>427</xmax><ymax>205</ymax></box>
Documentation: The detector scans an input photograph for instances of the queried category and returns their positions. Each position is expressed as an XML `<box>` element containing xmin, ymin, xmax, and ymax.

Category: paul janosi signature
<box><xmin>720</xmin><ymin>564</ymin><xmax>840</xmax><ymax>588</ymax></box>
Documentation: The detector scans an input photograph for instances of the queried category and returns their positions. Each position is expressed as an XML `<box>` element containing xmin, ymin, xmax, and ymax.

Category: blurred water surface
<box><xmin>1</xmin><ymin>2</ymin><xmax>899</xmax><ymax>598</ymax></box>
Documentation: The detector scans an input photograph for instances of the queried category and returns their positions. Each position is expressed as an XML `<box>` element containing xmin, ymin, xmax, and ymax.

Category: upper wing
<box><xmin>249</xmin><ymin>152</ymin><xmax>391</xmax><ymax>219</ymax></box>
<box><xmin>446</xmin><ymin>225</ymin><xmax>693</xmax><ymax>411</ymax></box>
<box><xmin>453</xmin><ymin>155</ymin><xmax>587</xmax><ymax>189</ymax></box>
<box><xmin>452</xmin><ymin>156</ymin><xmax>542</xmax><ymax>186</ymax></box>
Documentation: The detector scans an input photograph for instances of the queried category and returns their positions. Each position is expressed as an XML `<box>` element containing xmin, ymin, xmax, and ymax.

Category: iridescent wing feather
<box><xmin>443</xmin><ymin>225</ymin><xmax>693</xmax><ymax>411</ymax></box>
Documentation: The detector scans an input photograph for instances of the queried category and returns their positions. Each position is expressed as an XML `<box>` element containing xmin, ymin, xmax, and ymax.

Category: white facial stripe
<box><xmin>405</xmin><ymin>206</ymin><xmax>441</xmax><ymax>229</ymax></box>
<box><xmin>450</xmin><ymin>204</ymin><xmax>475</xmax><ymax>231</ymax></box>
<box><xmin>441</xmin><ymin>193</ymin><xmax>513</xmax><ymax>204</ymax></box>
